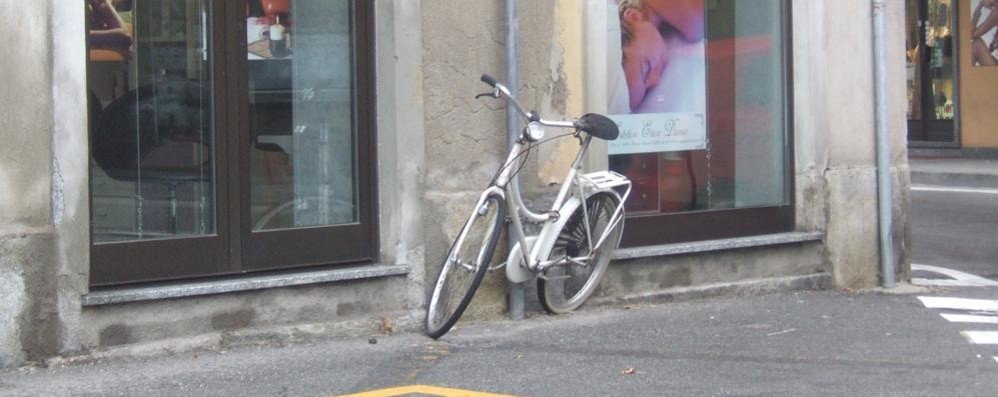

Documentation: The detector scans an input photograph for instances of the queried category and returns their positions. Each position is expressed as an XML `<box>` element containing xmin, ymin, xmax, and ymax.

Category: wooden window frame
<box><xmin>88</xmin><ymin>0</ymin><xmax>378</xmax><ymax>287</ymax></box>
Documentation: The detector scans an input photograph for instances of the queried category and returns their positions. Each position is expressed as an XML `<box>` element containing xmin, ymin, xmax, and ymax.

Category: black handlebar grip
<box><xmin>481</xmin><ymin>74</ymin><xmax>499</xmax><ymax>88</ymax></box>
<box><xmin>577</xmin><ymin>113</ymin><xmax>620</xmax><ymax>141</ymax></box>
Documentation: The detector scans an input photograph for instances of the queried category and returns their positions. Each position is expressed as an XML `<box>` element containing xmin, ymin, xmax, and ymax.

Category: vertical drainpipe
<box><xmin>873</xmin><ymin>0</ymin><xmax>896</xmax><ymax>288</ymax></box>
<box><xmin>505</xmin><ymin>0</ymin><xmax>526</xmax><ymax>319</ymax></box>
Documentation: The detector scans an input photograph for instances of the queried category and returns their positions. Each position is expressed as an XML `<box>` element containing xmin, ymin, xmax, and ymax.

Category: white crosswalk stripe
<box><xmin>918</xmin><ymin>297</ymin><xmax>998</xmax><ymax>312</ymax></box>
<box><xmin>940</xmin><ymin>313</ymin><xmax>998</xmax><ymax>324</ymax></box>
<box><xmin>961</xmin><ymin>331</ymin><xmax>998</xmax><ymax>345</ymax></box>
<box><xmin>918</xmin><ymin>295</ymin><xmax>998</xmax><ymax>365</ymax></box>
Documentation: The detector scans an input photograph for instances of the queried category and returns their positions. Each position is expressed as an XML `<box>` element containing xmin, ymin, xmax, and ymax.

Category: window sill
<box><xmin>612</xmin><ymin>231</ymin><xmax>824</xmax><ymax>261</ymax></box>
<box><xmin>82</xmin><ymin>264</ymin><xmax>410</xmax><ymax>307</ymax></box>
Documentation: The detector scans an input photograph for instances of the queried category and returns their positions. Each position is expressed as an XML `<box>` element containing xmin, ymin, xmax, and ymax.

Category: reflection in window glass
<box><xmin>88</xmin><ymin>0</ymin><xmax>214</xmax><ymax>242</ymax></box>
<box><xmin>906</xmin><ymin>0</ymin><xmax>922</xmax><ymax>120</ymax></box>
<box><xmin>246</xmin><ymin>0</ymin><xmax>357</xmax><ymax>231</ymax></box>
<box><xmin>608</xmin><ymin>0</ymin><xmax>787</xmax><ymax>214</ymax></box>
<box><xmin>907</xmin><ymin>0</ymin><xmax>957</xmax><ymax>143</ymax></box>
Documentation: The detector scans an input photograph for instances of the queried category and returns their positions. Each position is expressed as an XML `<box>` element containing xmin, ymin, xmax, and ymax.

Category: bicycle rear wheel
<box><xmin>425</xmin><ymin>193</ymin><xmax>505</xmax><ymax>339</ymax></box>
<box><xmin>538</xmin><ymin>192</ymin><xmax>623</xmax><ymax>314</ymax></box>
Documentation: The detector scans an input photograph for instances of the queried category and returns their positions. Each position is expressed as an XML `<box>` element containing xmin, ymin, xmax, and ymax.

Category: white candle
<box><xmin>269</xmin><ymin>24</ymin><xmax>285</xmax><ymax>41</ymax></box>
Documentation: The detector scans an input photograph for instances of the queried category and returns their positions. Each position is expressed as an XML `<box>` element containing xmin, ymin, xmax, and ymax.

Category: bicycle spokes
<box><xmin>538</xmin><ymin>192</ymin><xmax>623</xmax><ymax>314</ymax></box>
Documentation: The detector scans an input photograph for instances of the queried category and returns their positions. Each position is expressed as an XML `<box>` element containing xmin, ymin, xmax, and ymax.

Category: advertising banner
<box><xmin>607</xmin><ymin>113</ymin><xmax>706</xmax><ymax>155</ymax></box>
<box><xmin>971</xmin><ymin>0</ymin><xmax>998</xmax><ymax>66</ymax></box>
<box><xmin>606</xmin><ymin>0</ymin><xmax>708</xmax><ymax>155</ymax></box>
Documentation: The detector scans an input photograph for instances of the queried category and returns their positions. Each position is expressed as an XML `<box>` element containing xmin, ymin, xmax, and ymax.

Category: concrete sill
<box><xmin>612</xmin><ymin>231</ymin><xmax>824</xmax><ymax>261</ymax></box>
<box><xmin>82</xmin><ymin>264</ymin><xmax>410</xmax><ymax>307</ymax></box>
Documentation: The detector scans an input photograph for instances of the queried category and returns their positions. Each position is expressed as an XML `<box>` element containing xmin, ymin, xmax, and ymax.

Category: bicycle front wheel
<box><xmin>538</xmin><ymin>192</ymin><xmax>623</xmax><ymax>314</ymax></box>
<box><xmin>425</xmin><ymin>193</ymin><xmax>506</xmax><ymax>339</ymax></box>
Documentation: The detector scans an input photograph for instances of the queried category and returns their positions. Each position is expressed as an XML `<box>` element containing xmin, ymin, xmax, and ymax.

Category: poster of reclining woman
<box><xmin>606</xmin><ymin>0</ymin><xmax>707</xmax><ymax>156</ymax></box>
<box><xmin>972</xmin><ymin>0</ymin><xmax>998</xmax><ymax>66</ymax></box>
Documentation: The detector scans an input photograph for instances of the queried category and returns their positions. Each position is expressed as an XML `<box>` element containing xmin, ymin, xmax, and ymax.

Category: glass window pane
<box><xmin>608</xmin><ymin>0</ymin><xmax>787</xmax><ymax>215</ymax></box>
<box><xmin>89</xmin><ymin>0</ymin><xmax>215</xmax><ymax>242</ymax></box>
<box><xmin>906</xmin><ymin>0</ymin><xmax>923</xmax><ymax>120</ymax></box>
<box><xmin>247</xmin><ymin>0</ymin><xmax>357</xmax><ymax>231</ymax></box>
<box><xmin>927</xmin><ymin>0</ymin><xmax>954</xmax><ymax>121</ymax></box>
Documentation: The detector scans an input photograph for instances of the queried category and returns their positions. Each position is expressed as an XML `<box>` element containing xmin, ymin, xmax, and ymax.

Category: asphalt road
<box><xmin>2</xmin><ymin>289</ymin><xmax>998</xmax><ymax>397</ymax></box>
<box><xmin>911</xmin><ymin>185</ymin><xmax>998</xmax><ymax>280</ymax></box>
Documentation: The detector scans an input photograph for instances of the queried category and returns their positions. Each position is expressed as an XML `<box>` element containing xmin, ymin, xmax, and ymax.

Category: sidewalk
<box><xmin>909</xmin><ymin>156</ymin><xmax>998</xmax><ymax>188</ymax></box>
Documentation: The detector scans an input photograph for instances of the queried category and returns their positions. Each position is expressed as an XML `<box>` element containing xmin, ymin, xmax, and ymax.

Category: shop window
<box><xmin>606</xmin><ymin>0</ymin><xmax>793</xmax><ymax>246</ymax></box>
<box><xmin>87</xmin><ymin>0</ymin><xmax>375</xmax><ymax>286</ymax></box>
<box><xmin>906</xmin><ymin>0</ymin><xmax>958</xmax><ymax>145</ymax></box>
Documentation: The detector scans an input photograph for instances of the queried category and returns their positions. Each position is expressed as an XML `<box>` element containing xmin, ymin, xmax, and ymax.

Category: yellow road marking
<box><xmin>338</xmin><ymin>384</ymin><xmax>516</xmax><ymax>397</ymax></box>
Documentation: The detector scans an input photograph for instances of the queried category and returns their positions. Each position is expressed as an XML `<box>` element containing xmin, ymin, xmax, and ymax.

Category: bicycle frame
<box><xmin>454</xmin><ymin>76</ymin><xmax>630</xmax><ymax>284</ymax></box>
<box><xmin>485</xmin><ymin>129</ymin><xmax>630</xmax><ymax>284</ymax></box>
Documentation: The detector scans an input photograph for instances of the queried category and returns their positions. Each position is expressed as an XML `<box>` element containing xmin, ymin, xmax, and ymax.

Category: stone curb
<box><xmin>40</xmin><ymin>273</ymin><xmax>833</xmax><ymax>369</ymax></box>
<box><xmin>42</xmin><ymin>311</ymin><xmax>425</xmax><ymax>369</ymax></box>
<box><xmin>589</xmin><ymin>273</ymin><xmax>833</xmax><ymax>306</ymax></box>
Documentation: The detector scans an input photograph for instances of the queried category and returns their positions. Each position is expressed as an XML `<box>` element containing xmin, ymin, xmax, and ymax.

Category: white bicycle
<box><xmin>425</xmin><ymin>74</ymin><xmax>632</xmax><ymax>339</ymax></box>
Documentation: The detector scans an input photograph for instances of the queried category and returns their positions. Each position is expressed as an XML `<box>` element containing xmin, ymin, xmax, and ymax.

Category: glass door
<box><xmin>240</xmin><ymin>0</ymin><xmax>374</xmax><ymax>270</ymax></box>
<box><xmin>907</xmin><ymin>0</ymin><xmax>958</xmax><ymax>145</ymax></box>
<box><xmin>89</xmin><ymin>0</ymin><xmax>228</xmax><ymax>285</ymax></box>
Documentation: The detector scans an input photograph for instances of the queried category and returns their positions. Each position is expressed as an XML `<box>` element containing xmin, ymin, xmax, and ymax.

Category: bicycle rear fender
<box><xmin>506</xmin><ymin>196</ymin><xmax>582</xmax><ymax>283</ymax></box>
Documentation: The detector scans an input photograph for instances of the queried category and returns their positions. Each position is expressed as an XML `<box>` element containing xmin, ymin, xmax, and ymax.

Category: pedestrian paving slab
<box><xmin>909</xmin><ymin>157</ymin><xmax>998</xmax><ymax>188</ymax></box>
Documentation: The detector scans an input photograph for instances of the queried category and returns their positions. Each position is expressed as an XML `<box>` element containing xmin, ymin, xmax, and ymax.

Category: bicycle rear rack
<box><xmin>576</xmin><ymin>170</ymin><xmax>631</xmax><ymax>256</ymax></box>
<box><xmin>579</xmin><ymin>171</ymin><xmax>630</xmax><ymax>191</ymax></box>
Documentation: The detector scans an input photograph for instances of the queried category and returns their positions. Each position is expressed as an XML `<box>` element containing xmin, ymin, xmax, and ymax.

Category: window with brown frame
<box><xmin>607</xmin><ymin>0</ymin><xmax>794</xmax><ymax>247</ymax></box>
<box><xmin>87</xmin><ymin>0</ymin><xmax>376</xmax><ymax>286</ymax></box>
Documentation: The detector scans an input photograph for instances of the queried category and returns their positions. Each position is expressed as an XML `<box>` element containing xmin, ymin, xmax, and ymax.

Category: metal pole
<box><xmin>873</xmin><ymin>0</ymin><xmax>896</xmax><ymax>288</ymax></box>
<box><xmin>505</xmin><ymin>0</ymin><xmax>526</xmax><ymax>319</ymax></box>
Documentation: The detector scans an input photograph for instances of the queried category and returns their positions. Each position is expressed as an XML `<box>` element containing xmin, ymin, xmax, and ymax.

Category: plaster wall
<box><xmin>375</xmin><ymin>0</ymin><xmax>429</xmax><ymax>324</ymax></box>
<box><xmin>51</xmin><ymin>0</ymin><xmax>92</xmax><ymax>363</ymax></box>
<box><xmin>0</xmin><ymin>240</ymin><xmax>30</xmax><ymax>367</ymax></box>
<box><xmin>792</xmin><ymin>0</ymin><xmax>910</xmax><ymax>288</ymax></box>
<box><xmin>0</xmin><ymin>0</ymin><xmax>88</xmax><ymax>367</ymax></box>
<box><xmin>419</xmin><ymin>0</ymin><xmax>564</xmax><ymax>319</ymax></box>
<box><xmin>0</xmin><ymin>0</ymin><xmax>53</xmax><ymax>234</ymax></box>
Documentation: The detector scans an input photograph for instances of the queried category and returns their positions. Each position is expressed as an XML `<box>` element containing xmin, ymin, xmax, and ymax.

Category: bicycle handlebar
<box><xmin>479</xmin><ymin>74</ymin><xmax>619</xmax><ymax>140</ymax></box>
<box><xmin>480</xmin><ymin>74</ymin><xmax>577</xmax><ymax>130</ymax></box>
<box><xmin>480</xmin><ymin>74</ymin><xmax>499</xmax><ymax>88</ymax></box>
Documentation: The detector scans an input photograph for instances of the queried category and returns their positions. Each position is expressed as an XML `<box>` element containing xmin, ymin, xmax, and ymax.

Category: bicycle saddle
<box><xmin>576</xmin><ymin>113</ymin><xmax>619</xmax><ymax>141</ymax></box>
